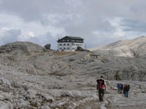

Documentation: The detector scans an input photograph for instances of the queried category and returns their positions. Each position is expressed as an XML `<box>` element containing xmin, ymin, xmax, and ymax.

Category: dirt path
<box><xmin>79</xmin><ymin>99</ymin><xmax>146</xmax><ymax>109</ymax></box>
<box><xmin>107</xmin><ymin>105</ymin><xmax>146</xmax><ymax>109</ymax></box>
<box><xmin>76</xmin><ymin>101</ymin><xmax>100</xmax><ymax>109</ymax></box>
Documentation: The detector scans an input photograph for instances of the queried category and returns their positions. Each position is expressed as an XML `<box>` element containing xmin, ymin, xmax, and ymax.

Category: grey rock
<box><xmin>0</xmin><ymin>37</ymin><xmax>145</xmax><ymax>108</ymax></box>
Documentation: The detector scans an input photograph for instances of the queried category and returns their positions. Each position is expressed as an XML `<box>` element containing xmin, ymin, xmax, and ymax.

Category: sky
<box><xmin>0</xmin><ymin>0</ymin><xmax>146</xmax><ymax>49</ymax></box>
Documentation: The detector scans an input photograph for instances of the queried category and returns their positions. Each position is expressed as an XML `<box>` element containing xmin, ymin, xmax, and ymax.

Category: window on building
<box><xmin>60</xmin><ymin>44</ymin><xmax>62</xmax><ymax>46</ymax></box>
<box><xmin>64</xmin><ymin>44</ymin><xmax>66</xmax><ymax>46</ymax></box>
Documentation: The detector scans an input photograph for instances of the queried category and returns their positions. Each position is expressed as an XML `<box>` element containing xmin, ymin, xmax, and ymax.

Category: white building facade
<box><xmin>57</xmin><ymin>36</ymin><xmax>85</xmax><ymax>51</ymax></box>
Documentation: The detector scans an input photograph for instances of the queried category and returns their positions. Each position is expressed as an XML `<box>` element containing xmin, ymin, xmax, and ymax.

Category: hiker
<box><xmin>120</xmin><ymin>84</ymin><xmax>123</xmax><ymax>93</ymax></box>
<box><xmin>117</xmin><ymin>83</ymin><xmax>121</xmax><ymax>93</ymax></box>
<box><xmin>117</xmin><ymin>83</ymin><xmax>123</xmax><ymax>93</ymax></box>
<box><xmin>96</xmin><ymin>76</ymin><xmax>106</xmax><ymax>102</ymax></box>
<box><xmin>123</xmin><ymin>84</ymin><xmax>130</xmax><ymax>97</ymax></box>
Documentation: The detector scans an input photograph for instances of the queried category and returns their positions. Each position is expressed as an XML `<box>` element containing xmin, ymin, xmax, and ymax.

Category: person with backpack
<box><xmin>96</xmin><ymin>76</ymin><xmax>106</xmax><ymax>102</ymax></box>
<box><xmin>117</xmin><ymin>83</ymin><xmax>123</xmax><ymax>93</ymax></box>
<box><xmin>120</xmin><ymin>84</ymin><xmax>123</xmax><ymax>93</ymax></box>
<box><xmin>117</xmin><ymin>83</ymin><xmax>121</xmax><ymax>93</ymax></box>
<box><xmin>123</xmin><ymin>84</ymin><xmax>130</xmax><ymax>97</ymax></box>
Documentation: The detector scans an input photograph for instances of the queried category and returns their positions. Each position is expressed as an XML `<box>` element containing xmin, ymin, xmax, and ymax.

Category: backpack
<box><xmin>124</xmin><ymin>84</ymin><xmax>130</xmax><ymax>91</ymax></box>
<box><xmin>96</xmin><ymin>79</ymin><xmax>105</xmax><ymax>90</ymax></box>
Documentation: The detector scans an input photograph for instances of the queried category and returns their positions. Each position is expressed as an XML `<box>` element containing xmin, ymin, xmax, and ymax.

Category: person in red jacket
<box><xmin>96</xmin><ymin>76</ymin><xmax>106</xmax><ymax>102</ymax></box>
<box><xmin>123</xmin><ymin>84</ymin><xmax>130</xmax><ymax>97</ymax></box>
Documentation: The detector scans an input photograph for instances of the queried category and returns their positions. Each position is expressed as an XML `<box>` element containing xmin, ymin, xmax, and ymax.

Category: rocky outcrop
<box><xmin>0</xmin><ymin>41</ymin><xmax>44</xmax><ymax>54</ymax></box>
<box><xmin>44</xmin><ymin>44</ymin><xmax>51</xmax><ymax>50</ymax></box>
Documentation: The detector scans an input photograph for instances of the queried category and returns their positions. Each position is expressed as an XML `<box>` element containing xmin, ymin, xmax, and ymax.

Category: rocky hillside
<box><xmin>1</xmin><ymin>37</ymin><xmax>146</xmax><ymax>82</ymax></box>
<box><xmin>0</xmin><ymin>37</ymin><xmax>146</xmax><ymax>109</ymax></box>
<box><xmin>92</xmin><ymin>36</ymin><xmax>146</xmax><ymax>81</ymax></box>
<box><xmin>0</xmin><ymin>37</ymin><xmax>146</xmax><ymax>83</ymax></box>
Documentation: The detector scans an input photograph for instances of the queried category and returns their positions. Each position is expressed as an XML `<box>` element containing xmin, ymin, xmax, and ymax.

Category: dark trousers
<box><xmin>125</xmin><ymin>91</ymin><xmax>129</xmax><ymax>97</ymax></box>
<box><xmin>98</xmin><ymin>89</ymin><xmax>104</xmax><ymax>101</ymax></box>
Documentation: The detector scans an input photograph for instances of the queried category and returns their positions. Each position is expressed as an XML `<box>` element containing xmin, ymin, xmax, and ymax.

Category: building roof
<box><xmin>65</xmin><ymin>36</ymin><xmax>83</xmax><ymax>40</ymax></box>
<box><xmin>57</xmin><ymin>36</ymin><xmax>83</xmax><ymax>42</ymax></box>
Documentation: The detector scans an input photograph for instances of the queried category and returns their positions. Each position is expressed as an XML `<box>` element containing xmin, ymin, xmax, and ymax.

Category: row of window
<box><xmin>59</xmin><ymin>43</ymin><xmax>70</xmax><ymax>46</ymax></box>
<box><xmin>60</xmin><ymin>40</ymin><xmax>83</xmax><ymax>43</ymax></box>
<box><xmin>61</xmin><ymin>40</ymin><xmax>70</xmax><ymax>42</ymax></box>
<box><xmin>73</xmin><ymin>44</ymin><xmax>83</xmax><ymax>46</ymax></box>
<box><xmin>59</xmin><ymin>47</ymin><xmax>76</xmax><ymax>50</ymax></box>
<box><xmin>59</xmin><ymin>43</ymin><xmax>83</xmax><ymax>46</ymax></box>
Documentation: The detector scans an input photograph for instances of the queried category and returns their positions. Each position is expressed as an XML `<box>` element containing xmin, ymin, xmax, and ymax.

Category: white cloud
<box><xmin>27</xmin><ymin>32</ymin><xmax>35</xmax><ymax>38</ymax></box>
<box><xmin>0</xmin><ymin>13</ymin><xmax>66</xmax><ymax>48</ymax></box>
<box><xmin>108</xmin><ymin>17</ymin><xmax>126</xmax><ymax>38</ymax></box>
<box><xmin>0</xmin><ymin>0</ymin><xmax>146</xmax><ymax>49</ymax></box>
